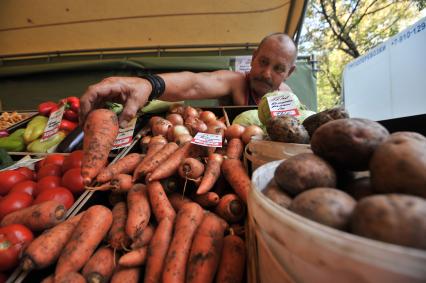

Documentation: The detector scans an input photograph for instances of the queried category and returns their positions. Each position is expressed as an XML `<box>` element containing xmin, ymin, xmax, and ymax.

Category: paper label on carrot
<box><xmin>41</xmin><ymin>104</ymin><xmax>65</xmax><ymax>141</ymax></box>
<box><xmin>113</xmin><ymin>118</ymin><xmax>137</xmax><ymax>149</ymax></box>
<box><xmin>267</xmin><ymin>94</ymin><xmax>300</xmax><ymax>117</ymax></box>
<box><xmin>191</xmin><ymin>133</ymin><xmax>222</xmax><ymax>147</ymax></box>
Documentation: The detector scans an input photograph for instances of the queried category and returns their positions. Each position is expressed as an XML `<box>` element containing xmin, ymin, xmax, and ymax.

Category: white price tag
<box><xmin>235</xmin><ymin>56</ymin><xmax>252</xmax><ymax>73</ymax></box>
<box><xmin>113</xmin><ymin>118</ymin><xmax>137</xmax><ymax>150</ymax></box>
<box><xmin>267</xmin><ymin>94</ymin><xmax>300</xmax><ymax>117</ymax></box>
<box><xmin>191</xmin><ymin>133</ymin><xmax>223</xmax><ymax>148</ymax></box>
<box><xmin>41</xmin><ymin>105</ymin><xmax>65</xmax><ymax>141</ymax></box>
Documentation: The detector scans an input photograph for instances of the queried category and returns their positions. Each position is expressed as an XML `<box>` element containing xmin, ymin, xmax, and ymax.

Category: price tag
<box><xmin>113</xmin><ymin>118</ymin><xmax>137</xmax><ymax>150</ymax></box>
<box><xmin>235</xmin><ymin>56</ymin><xmax>252</xmax><ymax>73</ymax></box>
<box><xmin>41</xmin><ymin>105</ymin><xmax>65</xmax><ymax>141</ymax></box>
<box><xmin>267</xmin><ymin>93</ymin><xmax>300</xmax><ymax>117</ymax></box>
<box><xmin>191</xmin><ymin>132</ymin><xmax>223</xmax><ymax>147</ymax></box>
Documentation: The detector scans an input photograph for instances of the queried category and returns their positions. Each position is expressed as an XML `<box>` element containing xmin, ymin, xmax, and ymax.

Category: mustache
<box><xmin>253</xmin><ymin>77</ymin><xmax>273</xmax><ymax>87</ymax></box>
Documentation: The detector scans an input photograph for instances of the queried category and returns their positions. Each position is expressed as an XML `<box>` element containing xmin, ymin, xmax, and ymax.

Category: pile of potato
<box><xmin>264</xmin><ymin>109</ymin><xmax>426</xmax><ymax>250</ymax></box>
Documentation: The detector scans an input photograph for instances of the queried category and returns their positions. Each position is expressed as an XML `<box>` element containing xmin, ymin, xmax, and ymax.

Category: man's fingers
<box><xmin>119</xmin><ymin>101</ymin><xmax>140</xmax><ymax>128</ymax></box>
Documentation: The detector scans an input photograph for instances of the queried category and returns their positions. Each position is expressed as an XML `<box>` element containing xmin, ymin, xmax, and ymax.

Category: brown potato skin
<box><xmin>369</xmin><ymin>132</ymin><xmax>426</xmax><ymax>198</ymax></box>
<box><xmin>311</xmin><ymin>118</ymin><xmax>389</xmax><ymax>171</ymax></box>
<box><xmin>302</xmin><ymin>107</ymin><xmax>349</xmax><ymax>137</ymax></box>
<box><xmin>263</xmin><ymin>179</ymin><xmax>292</xmax><ymax>208</ymax></box>
<box><xmin>274</xmin><ymin>153</ymin><xmax>337</xmax><ymax>196</ymax></box>
<box><xmin>266</xmin><ymin>116</ymin><xmax>310</xmax><ymax>144</ymax></box>
<box><xmin>289</xmin><ymin>188</ymin><xmax>356</xmax><ymax>230</ymax></box>
<box><xmin>351</xmin><ymin>194</ymin><xmax>426</xmax><ymax>250</ymax></box>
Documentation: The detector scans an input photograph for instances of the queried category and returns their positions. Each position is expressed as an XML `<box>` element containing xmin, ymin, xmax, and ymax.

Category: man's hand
<box><xmin>79</xmin><ymin>77</ymin><xmax>152</xmax><ymax>127</ymax></box>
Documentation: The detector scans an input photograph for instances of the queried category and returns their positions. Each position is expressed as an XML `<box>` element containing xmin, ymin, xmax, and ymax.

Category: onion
<box><xmin>199</xmin><ymin>111</ymin><xmax>217</xmax><ymax>124</ymax></box>
<box><xmin>149</xmin><ymin>116</ymin><xmax>163</xmax><ymax>127</ymax></box>
<box><xmin>207</xmin><ymin>119</ymin><xmax>227</xmax><ymax>130</ymax></box>
<box><xmin>166</xmin><ymin>113</ymin><xmax>184</xmax><ymax>126</ymax></box>
<box><xmin>149</xmin><ymin>135</ymin><xmax>168</xmax><ymax>145</ymax></box>
<box><xmin>176</xmin><ymin>134</ymin><xmax>193</xmax><ymax>146</ymax></box>
<box><xmin>171</xmin><ymin>125</ymin><xmax>191</xmax><ymax>141</ymax></box>
<box><xmin>185</xmin><ymin>117</ymin><xmax>207</xmax><ymax>136</ymax></box>
<box><xmin>241</xmin><ymin>125</ymin><xmax>264</xmax><ymax>144</ymax></box>
<box><xmin>184</xmin><ymin>106</ymin><xmax>199</xmax><ymax>120</ymax></box>
<box><xmin>152</xmin><ymin>119</ymin><xmax>172</xmax><ymax>136</ymax></box>
<box><xmin>169</xmin><ymin>103</ymin><xmax>185</xmax><ymax>115</ymax></box>
<box><xmin>225</xmin><ymin>124</ymin><xmax>246</xmax><ymax>140</ymax></box>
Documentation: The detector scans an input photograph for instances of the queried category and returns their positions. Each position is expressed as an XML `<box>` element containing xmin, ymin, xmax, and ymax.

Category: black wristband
<box><xmin>138</xmin><ymin>73</ymin><xmax>166</xmax><ymax>101</ymax></box>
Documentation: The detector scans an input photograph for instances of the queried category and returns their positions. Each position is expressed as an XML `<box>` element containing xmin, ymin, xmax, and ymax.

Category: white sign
<box><xmin>235</xmin><ymin>56</ymin><xmax>252</xmax><ymax>73</ymax></box>
<box><xmin>191</xmin><ymin>133</ymin><xmax>223</xmax><ymax>147</ymax></box>
<box><xmin>113</xmin><ymin>118</ymin><xmax>137</xmax><ymax>149</ymax></box>
<box><xmin>41</xmin><ymin>104</ymin><xmax>65</xmax><ymax>141</ymax></box>
<box><xmin>267</xmin><ymin>94</ymin><xmax>300</xmax><ymax>117</ymax></box>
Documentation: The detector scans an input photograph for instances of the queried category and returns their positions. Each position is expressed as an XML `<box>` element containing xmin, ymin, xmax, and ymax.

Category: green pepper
<box><xmin>23</xmin><ymin>115</ymin><xmax>48</xmax><ymax>144</ymax></box>
<box><xmin>0</xmin><ymin>128</ymin><xmax>26</xmax><ymax>152</ymax></box>
<box><xmin>27</xmin><ymin>131</ymin><xmax>66</xmax><ymax>153</ymax></box>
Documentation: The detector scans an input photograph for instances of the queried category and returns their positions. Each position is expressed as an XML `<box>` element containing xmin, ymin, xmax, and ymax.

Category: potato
<box><xmin>266</xmin><ymin>116</ymin><xmax>309</xmax><ymax>144</ymax></box>
<box><xmin>369</xmin><ymin>131</ymin><xmax>426</xmax><ymax>198</ymax></box>
<box><xmin>274</xmin><ymin>153</ymin><xmax>336</xmax><ymax>196</ymax></box>
<box><xmin>302</xmin><ymin>106</ymin><xmax>349</xmax><ymax>137</ymax></box>
<box><xmin>311</xmin><ymin>118</ymin><xmax>389</xmax><ymax>171</ymax></box>
<box><xmin>351</xmin><ymin>194</ymin><xmax>426</xmax><ymax>250</ymax></box>
<box><xmin>289</xmin><ymin>188</ymin><xmax>356</xmax><ymax>230</ymax></box>
<box><xmin>263</xmin><ymin>179</ymin><xmax>292</xmax><ymax>208</ymax></box>
<box><xmin>343</xmin><ymin>177</ymin><xmax>374</xmax><ymax>200</ymax></box>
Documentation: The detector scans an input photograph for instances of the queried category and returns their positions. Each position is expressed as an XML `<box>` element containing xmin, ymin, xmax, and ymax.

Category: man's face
<box><xmin>249</xmin><ymin>38</ymin><xmax>295</xmax><ymax>96</ymax></box>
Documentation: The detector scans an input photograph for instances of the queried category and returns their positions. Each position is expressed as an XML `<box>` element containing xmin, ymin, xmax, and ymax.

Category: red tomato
<box><xmin>42</xmin><ymin>154</ymin><xmax>65</xmax><ymax>168</ymax></box>
<box><xmin>62</xmin><ymin>168</ymin><xmax>85</xmax><ymax>194</ymax></box>
<box><xmin>62</xmin><ymin>150</ymin><xmax>83</xmax><ymax>173</ymax></box>
<box><xmin>34</xmin><ymin>187</ymin><xmax>74</xmax><ymax>209</ymax></box>
<box><xmin>9</xmin><ymin>180</ymin><xmax>37</xmax><ymax>197</ymax></box>
<box><xmin>35</xmin><ymin>176</ymin><xmax>62</xmax><ymax>196</ymax></box>
<box><xmin>0</xmin><ymin>170</ymin><xmax>29</xmax><ymax>196</ymax></box>
<box><xmin>0</xmin><ymin>224</ymin><xmax>33</xmax><ymax>272</ymax></box>
<box><xmin>0</xmin><ymin>192</ymin><xmax>33</xmax><ymax>220</ymax></box>
<box><xmin>37</xmin><ymin>164</ymin><xmax>62</xmax><ymax>180</ymax></box>
<box><xmin>14</xmin><ymin>167</ymin><xmax>36</xmax><ymax>181</ymax></box>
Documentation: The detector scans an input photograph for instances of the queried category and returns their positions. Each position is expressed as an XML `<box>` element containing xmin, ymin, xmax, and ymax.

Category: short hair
<box><xmin>258</xmin><ymin>33</ymin><xmax>298</xmax><ymax>65</ymax></box>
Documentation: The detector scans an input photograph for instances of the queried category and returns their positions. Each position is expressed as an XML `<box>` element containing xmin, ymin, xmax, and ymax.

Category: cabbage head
<box><xmin>232</xmin><ymin>110</ymin><xmax>265</xmax><ymax>130</ymax></box>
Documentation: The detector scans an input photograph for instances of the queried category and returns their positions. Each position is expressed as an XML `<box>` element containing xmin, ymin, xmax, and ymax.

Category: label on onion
<box><xmin>267</xmin><ymin>94</ymin><xmax>300</xmax><ymax>117</ymax></box>
<box><xmin>191</xmin><ymin>132</ymin><xmax>222</xmax><ymax>147</ymax></box>
<box><xmin>113</xmin><ymin>118</ymin><xmax>137</xmax><ymax>149</ymax></box>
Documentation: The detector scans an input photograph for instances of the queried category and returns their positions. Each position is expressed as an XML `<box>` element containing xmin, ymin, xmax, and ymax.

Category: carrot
<box><xmin>148</xmin><ymin>142</ymin><xmax>194</xmax><ymax>182</ymax></box>
<box><xmin>193</xmin><ymin>192</ymin><xmax>220</xmax><ymax>208</ymax></box>
<box><xmin>111</xmin><ymin>267</ymin><xmax>140</xmax><ymax>283</ymax></box>
<box><xmin>162</xmin><ymin>202</ymin><xmax>204</xmax><ymax>283</ymax></box>
<box><xmin>178</xmin><ymin>157</ymin><xmax>205</xmax><ymax>180</ymax></box>
<box><xmin>55</xmin><ymin>272</ymin><xmax>86</xmax><ymax>283</ymax></box>
<box><xmin>87</xmin><ymin>173</ymin><xmax>134</xmax><ymax>193</ymax></box>
<box><xmin>215</xmin><ymin>233</ymin><xmax>246</xmax><ymax>283</ymax></box>
<box><xmin>40</xmin><ymin>275</ymin><xmax>54</xmax><ymax>283</ymax></box>
<box><xmin>222</xmin><ymin>159</ymin><xmax>251</xmax><ymax>203</ymax></box>
<box><xmin>82</xmin><ymin>247</ymin><xmax>115</xmax><ymax>283</ymax></box>
<box><xmin>214</xmin><ymin>194</ymin><xmax>246</xmax><ymax>223</ymax></box>
<box><xmin>147</xmin><ymin>181</ymin><xmax>176</xmax><ymax>222</ymax></box>
<box><xmin>146</xmin><ymin>135</ymin><xmax>168</xmax><ymax>156</ymax></box>
<box><xmin>196</xmin><ymin>153</ymin><xmax>223</xmax><ymax>195</ymax></box>
<box><xmin>130</xmin><ymin>223</ymin><xmax>155</xmax><ymax>249</ymax></box>
<box><xmin>144</xmin><ymin>218</ymin><xmax>174</xmax><ymax>283</ymax></box>
<box><xmin>118</xmin><ymin>246</ymin><xmax>148</xmax><ymax>267</ymax></box>
<box><xmin>55</xmin><ymin>205</ymin><xmax>113</xmax><ymax>277</ymax></box>
<box><xmin>140</xmin><ymin>135</ymin><xmax>152</xmax><ymax>153</ymax></box>
<box><xmin>96</xmin><ymin>153</ymin><xmax>144</xmax><ymax>183</ymax></box>
<box><xmin>186</xmin><ymin>212</ymin><xmax>228</xmax><ymax>283</ymax></box>
<box><xmin>82</xmin><ymin>109</ymin><xmax>119</xmax><ymax>185</ymax></box>
<box><xmin>126</xmin><ymin>184</ymin><xmax>151</xmax><ymax>241</ymax></box>
<box><xmin>168</xmin><ymin>193</ymin><xmax>192</xmax><ymax>212</ymax></box>
<box><xmin>108</xmin><ymin>202</ymin><xmax>131</xmax><ymax>251</ymax></box>
<box><xmin>226</xmin><ymin>138</ymin><xmax>244</xmax><ymax>159</ymax></box>
<box><xmin>21</xmin><ymin>213</ymin><xmax>84</xmax><ymax>271</ymax></box>
<box><xmin>133</xmin><ymin>142</ymin><xmax>179</xmax><ymax>181</ymax></box>
<box><xmin>1</xmin><ymin>200</ymin><xmax>66</xmax><ymax>231</ymax></box>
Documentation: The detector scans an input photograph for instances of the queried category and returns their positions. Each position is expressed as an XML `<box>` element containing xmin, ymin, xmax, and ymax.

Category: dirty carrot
<box><xmin>55</xmin><ymin>272</ymin><xmax>86</xmax><ymax>283</ymax></box>
<box><xmin>82</xmin><ymin>247</ymin><xmax>115</xmax><ymax>283</ymax></box>
<box><xmin>178</xmin><ymin>157</ymin><xmax>205</xmax><ymax>180</ymax></box>
<box><xmin>147</xmin><ymin>181</ymin><xmax>176</xmax><ymax>222</ymax></box>
<box><xmin>96</xmin><ymin>153</ymin><xmax>144</xmax><ymax>183</ymax></box>
<box><xmin>118</xmin><ymin>246</ymin><xmax>148</xmax><ymax>267</ymax></box>
<box><xmin>131</xmin><ymin>223</ymin><xmax>155</xmax><ymax>249</ymax></box>
<box><xmin>146</xmin><ymin>135</ymin><xmax>168</xmax><ymax>156</ymax></box>
<box><xmin>196</xmin><ymin>153</ymin><xmax>223</xmax><ymax>195</ymax></box>
<box><xmin>214</xmin><ymin>194</ymin><xmax>246</xmax><ymax>223</ymax></box>
<box><xmin>108</xmin><ymin>202</ymin><xmax>131</xmax><ymax>251</ymax></box>
<box><xmin>215</xmin><ymin>233</ymin><xmax>246</xmax><ymax>283</ymax></box>
<box><xmin>186</xmin><ymin>212</ymin><xmax>228</xmax><ymax>283</ymax></box>
<box><xmin>133</xmin><ymin>142</ymin><xmax>179</xmax><ymax>181</ymax></box>
<box><xmin>82</xmin><ymin>109</ymin><xmax>119</xmax><ymax>185</ymax></box>
<box><xmin>162</xmin><ymin>202</ymin><xmax>204</xmax><ymax>283</ymax></box>
<box><xmin>87</xmin><ymin>173</ymin><xmax>134</xmax><ymax>193</ymax></box>
<box><xmin>1</xmin><ymin>200</ymin><xmax>66</xmax><ymax>231</ymax></box>
<box><xmin>193</xmin><ymin>192</ymin><xmax>220</xmax><ymax>208</ymax></box>
<box><xmin>111</xmin><ymin>267</ymin><xmax>140</xmax><ymax>283</ymax></box>
<box><xmin>125</xmin><ymin>184</ymin><xmax>151</xmax><ymax>241</ymax></box>
<box><xmin>144</xmin><ymin>218</ymin><xmax>174</xmax><ymax>283</ymax></box>
<box><xmin>21</xmin><ymin>213</ymin><xmax>84</xmax><ymax>271</ymax></box>
<box><xmin>221</xmin><ymin>159</ymin><xmax>251</xmax><ymax>203</ymax></box>
<box><xmin>226</xmin><ymin>138</ymin><xmax>244</xmax><ymax>159</ymax></box>
<box><xmin>55</xmin><ymin>205</ymin><xmax>113</xmax><ymax>277</ymax></box>
<box><xmin>168</xmin><ymin>193</ymin><xmax>192</xmax><ymax>212</ymax></box>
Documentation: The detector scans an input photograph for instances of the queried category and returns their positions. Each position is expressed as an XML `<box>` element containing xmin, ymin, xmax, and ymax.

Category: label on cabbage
<box><xmin>267</xmin><ymin>94</ymin><xmax>300</xmax><ymax>117</ymax></box>
<box><xmin>41</xmin><ymin>104</ymin><xmax>65</xmax><ymax>141</ymax></box>
<box><xmin>113</xmin><ymin>118</ymin><xmax>137</xmax><ymax>149</ymax></box>
<box><xmin>191</xmin><ymin>133</ymin><xmax>222</xmax><ymax>147</ymax></box>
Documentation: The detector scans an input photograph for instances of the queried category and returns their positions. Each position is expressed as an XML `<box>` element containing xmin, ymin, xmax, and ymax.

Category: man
<box><xmin>79</xmin><ymin>33</ymin><xmax>297</xmax><ymax>127</ymax></box>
